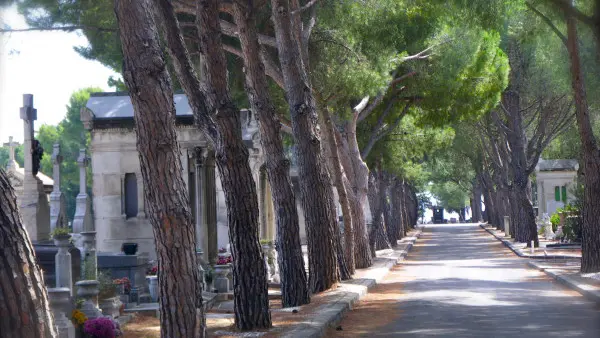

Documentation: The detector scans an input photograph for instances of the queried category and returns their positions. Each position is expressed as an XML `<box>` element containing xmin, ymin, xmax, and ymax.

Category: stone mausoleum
<box><xmin>82</xmin><ymin>92</ymin><xmax>293</xmax><ymax>261</ymax></box>
<box><xmin>535</xmin><ymin>158</ymin><xmax>579</xmax><ymax>216</ymax></box>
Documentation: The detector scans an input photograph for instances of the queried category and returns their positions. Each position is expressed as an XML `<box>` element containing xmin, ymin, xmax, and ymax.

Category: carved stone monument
<box><xmin>19</xmin><ymin>94</ymin><xmax>51</xmax><ymax>241</ymax></box>
<box><xmin>50</xmin><ymin>143</ymin><xmax>67</xmax><ymax>233</ymax></box>
<box><xmin>3</xmin><ymin>136</ymin><xmax>19</xmax><ymax>170</ymax></box>
<box><xmin>47</xmin><ymin>287</ymin><xmax>75</xmax><ymax>338</ymax></box>
<box><xmin>73</xmin><ymin>149</ymin><xmax>92</xmax><ymax>233</ymax></box>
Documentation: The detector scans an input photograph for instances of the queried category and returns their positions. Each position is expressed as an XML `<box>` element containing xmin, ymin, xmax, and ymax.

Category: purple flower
<box><xmin>84</xmin><ymin>317</ymin><xmax>117</xmax><ymax>338</ymax></box>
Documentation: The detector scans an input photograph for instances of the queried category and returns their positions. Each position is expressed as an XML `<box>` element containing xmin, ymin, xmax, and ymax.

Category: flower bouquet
<box><xmin>113</xmin><ymin>277</ymin><xmax>131</xmax><ymax>294</ymax></box>
<box><xmin>83</xmin><ymin>317</ymin><xmax>122</xmax><ymax>338</ymax></box>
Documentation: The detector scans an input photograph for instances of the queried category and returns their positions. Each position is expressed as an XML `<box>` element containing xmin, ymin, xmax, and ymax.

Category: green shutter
<box><xmin>562</xmin><ymin>186</ymin><xmax>567</xmax><ymax>203</ymax></box>
<box><xmin>555</xmin><ymin>186</ymin><xmax>560</xmax><ymax>201</ymax></box>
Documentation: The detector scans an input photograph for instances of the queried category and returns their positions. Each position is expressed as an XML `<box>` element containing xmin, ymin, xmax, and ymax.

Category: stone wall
<box><xmin>90</xmin><ymin>126</ymin><xmax>210</xmax><ymax>259</ymax></box>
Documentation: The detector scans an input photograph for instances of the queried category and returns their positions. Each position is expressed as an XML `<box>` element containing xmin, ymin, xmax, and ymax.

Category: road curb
<box><xmin>280</xmin><ymin>229</ymin><xmax>423</xmax><ymax>338</ymax></box>
<box><xmin>479</xmin><ymin>223</ymin><xmax>576</xmax><ymax>260</ymax></box>
<box><xmin>528</xmin><ymin>261</ymin><xmax>600</xmax><ymax>305</ymax></box>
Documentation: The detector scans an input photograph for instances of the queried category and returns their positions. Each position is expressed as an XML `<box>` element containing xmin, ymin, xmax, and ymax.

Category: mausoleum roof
<box><xmin>536</xmin><ymin>159</ymin><xmax>579</xmax><ymax>172</ymax></box>
<box><xmin>7</xmin><ymin>164</ymin><xmax>54</xmax><ymax>189</ymax></box>
<box><xmin>86</xmin><ymin>92</ymin><xmax>193</xmax><ymax>119</ymax></box>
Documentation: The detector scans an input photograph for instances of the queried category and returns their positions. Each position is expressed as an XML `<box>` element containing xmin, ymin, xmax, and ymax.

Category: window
<box><xmin>554</xmin><ymin>185</ymin><xmax>568</xmax><ymax>203</ymax></box>
<box><xmin>124</xmin><ymin>173</ymin><xmax>138</xmax><ymax>218</ymax></box>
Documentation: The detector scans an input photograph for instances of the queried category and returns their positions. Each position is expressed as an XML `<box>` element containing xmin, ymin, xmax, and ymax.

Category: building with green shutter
<box><xmin>535</xmin><ymin>159</ymin><xmax>579</xmax><ymax>217</ymax></box>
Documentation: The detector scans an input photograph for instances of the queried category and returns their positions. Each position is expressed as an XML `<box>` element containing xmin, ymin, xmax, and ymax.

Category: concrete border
<box><xmin>213</xmin><ymin>228</ymin><xmax>422</xmax><ymax>338</ymax></box>
<box><xmin>479</xmin><ymin>223</ymin><xmax>577</xmax><ymax>260</ymax></box>
<box><xmin>528</xmin><ymin>261</ymin><xmax>600</xmax><ymax>305</ymax></box>
<box><xmin>281</xmin><ymin>229</ymin><xmax>422</xmax><ymax>338</ymax></box>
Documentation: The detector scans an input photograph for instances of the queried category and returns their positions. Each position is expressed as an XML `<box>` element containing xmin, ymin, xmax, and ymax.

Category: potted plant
<box><xmin>121</xmin><ymin>242</ymin><xmax>138</xmax><ymax>255</ymax></box>
<box><xmin>97</xmin><ymin>272</ymin><xmax>122</xmax><ymax>319</ymax></box>
<box><xmin>71</xmin><ymin>309</ymin><xmax>88</xmax><ymax>336</ymax></box>
<box><xmin>146</xmin><ymin>265</ymin><xmax>159</xmax><ymax>302</ymax></box>
<box><xmin>51</xmin><ymin>227</ymin><xmax>72</xmax><ymax>246</ymax></box>
<box><xmin>83</xmin><ymin>317</ymin><xmax>122</xmax><ymax>337</ymax></box>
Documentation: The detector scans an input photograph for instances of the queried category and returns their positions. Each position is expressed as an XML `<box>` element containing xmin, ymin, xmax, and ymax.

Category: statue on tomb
<box><xmin>32</xmin><ymin>139</ymin><xmax>44</xmax><ymax>176</ymax></box>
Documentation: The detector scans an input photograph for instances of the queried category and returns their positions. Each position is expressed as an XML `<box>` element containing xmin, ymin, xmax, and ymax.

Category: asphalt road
<box><xmin>329</xmin><ymin>224</ymin><xmax>600</xmax><ymax>337</ymax></box>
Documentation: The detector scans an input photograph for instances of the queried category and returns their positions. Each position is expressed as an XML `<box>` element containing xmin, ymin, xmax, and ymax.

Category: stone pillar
<box><xmin>194</xmin><ymin>147</ymin><xmax>208</xmax><ymax>257</ymax></box>
<box><xmin>19</xmin><ymin>94</ymin><xmax>51</xmax><ymax>241</ymax></box>
<box><xmin>136</xmin><ymin>174</ymin><xmax>146</xmax><ymax>219</ymax></box>
<box><xmin>75</xmin><ymin>280</ymin><xmax>102</xmax><ymax>319</ymax></box>
<box><xmin>3</xmin><ymin>136</ymin><xmax>20</xmax><ymax>170</ymax></box>
<box><xmin>54</xmin><ymin>234</ymin><xmax>73</xmax><ymax>295</ymax></box>
<box><xmin>50</xmin><ymin>143</ymin><xmax>67</xmax><ymax>233</ymax></box>
<box><xmin>504</xmin><ymin>216</ymin><xmax>511</xmax><ymax>237</ymax></box>
<box><xmin>47</xmin><ymin>287</ymin><xmax>75</xmax><ymax>338</ymax></box>
<box><xmin>73</xmin><ymin>149</ymin><xmax>93</xmax><ymax>234</ymax></box>
<box><xmin>205</xmin><ymin>150</ymin><xmax>218</xmax><ymax>266</ymax></box>
<box><xmin>80</xmin><ymin>231</ymin><xmax>97</xmax><ymax>280</ymax></box>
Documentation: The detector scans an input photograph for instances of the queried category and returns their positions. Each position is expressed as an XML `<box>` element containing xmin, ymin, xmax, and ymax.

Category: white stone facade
<box><xmin>535</xmin><ymin>159</ymin><xmax>579</xmax><ymax>216</ymax></box>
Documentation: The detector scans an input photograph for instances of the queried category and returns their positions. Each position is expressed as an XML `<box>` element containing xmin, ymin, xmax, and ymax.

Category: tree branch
<box><xmin>526</xmin><ymin>2</ymin><xmax>568</xmax><ymax>47</ymax></box>
<box><xmin>0</xmin><ymin>25</ymin><xmax>117</xmax><ymax>33</ymax></box>
<box><xmin>292</xmin><ymin>0</ymin><xmax>318</xmax><ymax>15</ymax></box>
<box><xmin>219</xmin><ymin>19</ymin><xmax>278</xmax><ymax>48</ymax></box>
<box><xmin>546</xmin><ymin>0</ymin><xmax>596</xmax><ymax>26</ymax></box>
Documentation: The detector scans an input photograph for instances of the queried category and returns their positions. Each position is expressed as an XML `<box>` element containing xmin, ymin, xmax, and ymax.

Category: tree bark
<box><xmin>0</xmin><ymin>169</ymin><xmax>56</xmax><ymax>338</ymax></box>
<box><xmin>368</xmin><ymin>171</ymin><xmax>391</xmax><ymax>252</ymax></box>
<box><xmin>231</xmin><ymin>1</ymin><xmax>309</xmax><ymax>307</ymax></box>
<box><xmin>271</xmin><ymin>0</ymin><xmax>339</xmax><ymax>292</ymax></box>
<box><xmin>390</xmin><ymin>179</ymin><xmax>403</xmax><ymax>241</ymax></box>
<box><xmin>502</xmin><ymin>45</ymin><xmax>539</xmax><ymax>246</ymax></box>
<box><xmin>114</xmin><ymin>2</ymin><xmax>205</xmax><ymax>336</ymax></box>
<box><xmin>472</xmin><ymin>179</ymin><xmax>483</xmax><ymax>222</ymax></box>
<box><xmin>566</xmin><ymin>11</ymin><xmax>600</xmax><ymax>272</ymax></box>
<box><xmin>339</xmin><ymin>120</ymin><xmax>373</xmax><ymax>267</ymax></box>
<box><xmin>319</xmin><ymin>106</ymin><xmax>355</xmax><ymax>275</ymax></box>
<box><xmin>383</xmin><ymin>173</ymin><xmax>398</xmax><ymax>246</ymax></box>
<box><xmin>153</xmin><ymin>0</ymin><xmax>271</xmax><ymax>328</ymax></box>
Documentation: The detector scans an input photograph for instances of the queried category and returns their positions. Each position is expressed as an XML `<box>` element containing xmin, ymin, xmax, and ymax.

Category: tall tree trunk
<box><xmin>339</xmin><ymin>120</ymin><xmax>373</xmax><ymax>267</ymax></box>
<box><xmin>391</xmin><ymin>179</ymin><xmax>404</xmax><ymax>240</ymax></box>
<box><xmin>319</xmin><ymin>106</ymin><xmax>356</xmax><ymax>276</ymax></box>
<box><xmin>383</xmin><ymin>173</ymin><xmax>398</xmax><ymax>246</ymax></box>
<box><xmin>503</xmin><ymin>86</ymin><xmax>539</xmax><ymax>246</ymax></box>
<box><xmin>368</xmin><ymin>171</ymin><xmax>391</xmax><ymax>252</ymax></box>
<box><xmin>115</xmin><ymin>2</ymin><xmax>205</xmax><ymax>336</ymax></box>
<box><xmin>0</xmin><ymin>169</ymin><xmax>56</xmax><ymax>338</ymax></box>
<box><xmin>153</xmin><ymin>0</ymin><xmax>271</xmax><ymax>328</ymax></box>
<box><xmin>472</xmin><ymin>180</ymin><xmax>483</xmax><ymax>222</ymax></box>
<box><xmin>197</xmin><ymin>0</ymin><xmax>271</xmax><ymax>328</ymax></box>
<box><xmin>231</xmin><ymin>1</ymin><xmax>309</xmax><ymax>307</ymax></box>
<box><xmin>566</xmin><ymin>11</ymin><xmax>600</xmax><ymax>272</ymax></box>
<box><xmin>271</xmin><ymin>0</ymin><xmax>339</xmax><ymax>292</ymax></box>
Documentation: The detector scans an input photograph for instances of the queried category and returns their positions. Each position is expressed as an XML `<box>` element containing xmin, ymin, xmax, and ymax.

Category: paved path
<box><xmin>329</xmin><ymin>224</ymin><xmax>600</xmax><ymax>337</ymax></box>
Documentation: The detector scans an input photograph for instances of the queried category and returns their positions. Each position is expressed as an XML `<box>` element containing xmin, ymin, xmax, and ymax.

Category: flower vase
<box><xmin>147</xmin><ymin>276</ymin><xmax>159</xmax><ymax>302</ymax></box>
<box><xmin>213</xmin><ymin>265</ymin><xmax>231</xmax><ymax>293</ymax></box>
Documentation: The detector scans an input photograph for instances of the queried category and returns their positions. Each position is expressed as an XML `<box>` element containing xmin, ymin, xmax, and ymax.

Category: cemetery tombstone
<box><xmin>19</xmin><ymin>94</ymin><xmax>51</xmax><ymax>241</ymax></box>
<box><xmin>50</xmin><ymin>143</ymin><xmax>67</xmax><ymax>232</ymax></box>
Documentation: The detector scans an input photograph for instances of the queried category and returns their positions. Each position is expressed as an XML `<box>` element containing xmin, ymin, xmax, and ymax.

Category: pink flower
<box><xmin>83</xmin><ymin>317</ymin><xmax>121</xmax><ymax>338</ymax></box>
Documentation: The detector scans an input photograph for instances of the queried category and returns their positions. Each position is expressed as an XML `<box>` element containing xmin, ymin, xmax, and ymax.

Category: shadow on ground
<box><xmin>329</xmin><ymin>224</ymin><xmax>600</xmax><ymax>338</ymax></box>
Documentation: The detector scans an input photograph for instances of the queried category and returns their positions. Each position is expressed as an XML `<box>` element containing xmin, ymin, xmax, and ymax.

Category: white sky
<box><xmin>0</xmin><ymin>5</ymin><xmax>120</xmax><ymax>144</ymax></box>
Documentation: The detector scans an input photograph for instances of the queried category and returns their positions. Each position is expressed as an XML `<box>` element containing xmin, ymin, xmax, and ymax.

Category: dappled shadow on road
<box><xmin>329</xmin><ymin>225</ymin><xmax>600</xmax><ymax>338</ymax></box>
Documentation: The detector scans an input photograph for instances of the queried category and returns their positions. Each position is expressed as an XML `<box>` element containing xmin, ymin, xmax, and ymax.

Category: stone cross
<box><xmin>50</xmin><ymin>143</ymin><xmax>67</xmax><ymax>232</ymax></box>
<box><xmin>19</xmin><ymin>94</ymin><xmax>51</xmax><ymax>241</ymax></box>
<box><xmin>3</xmin><ymin>136</ymin><xmax>20</xmax><ymax>170</ymax></box>
<box><xmin>51</xmin><ymin>144</ymin><xmax>62</xmax><ymax>192</ymax></box>
<box><xmin>73</xmin><ymin>149</ymin><xmax>93</xmax><ymax>234</ymax></box>
<box><xmin>20</xmin><ymin>94</ymin><xmax>37</xmax><ymax>178</ymax></box>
